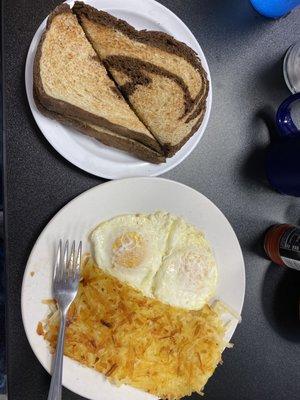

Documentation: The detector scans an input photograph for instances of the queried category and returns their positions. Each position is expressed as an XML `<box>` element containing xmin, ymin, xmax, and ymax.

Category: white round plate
<box><xmin>25</xmin><ymin>0</ymin><xmax>212</xmax><ymax>179</ymax></box>
<box><xmin>22</xmin><ymin>178</ymin><xmax>245</xmax><ymax>400</ymax></box>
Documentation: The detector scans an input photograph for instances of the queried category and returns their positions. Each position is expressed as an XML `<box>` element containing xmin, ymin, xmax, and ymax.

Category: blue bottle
<box><xmin>250</xmin><ymin>0</ymin><xmax>300</xmax><ymax>18</ymax></box>
<box><xmin>266</xmin><ymin>94</ymin><xmax>300</xmax><ymax>196</ymax></box>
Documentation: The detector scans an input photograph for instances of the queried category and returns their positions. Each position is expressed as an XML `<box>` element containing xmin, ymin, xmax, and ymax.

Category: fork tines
<box><xmin>53</xmin><ymin>240</ymin><xmax>82</xmax><ymax>288</ymax></box>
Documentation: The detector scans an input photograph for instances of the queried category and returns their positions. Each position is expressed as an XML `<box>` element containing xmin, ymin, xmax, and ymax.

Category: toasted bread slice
<box><xmin>33</xmin><ymin>4</ymin><xmax>162</xmax><ymax>154</ymax></box>
<box><xmin>35</xmin><ymin>88</ymin><xmax>165</xmax><ymax>164</ymax></box>
<box><xmin>73</xmin><ymin>2</ymin><xmax>209</xmax><ymax>156</ymax></box>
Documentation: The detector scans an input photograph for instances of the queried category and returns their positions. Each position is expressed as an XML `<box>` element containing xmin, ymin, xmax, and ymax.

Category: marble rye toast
<box><xmin>33</xmin><ymin>3</ymin><xmax>164</xmax><ymax>163</ymax></box>
<box><xmin>73</xmin><ymin>1</ymin><xmax>209</xmax><ymax>156</ymax></box>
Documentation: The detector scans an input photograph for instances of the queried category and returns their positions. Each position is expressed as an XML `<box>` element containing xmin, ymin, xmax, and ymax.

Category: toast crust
<box><xmin>33</xmin><ymin>4</ymin><xmax>162</xmax><ymax>154</ymax></box>
<box><xmin>34</xmin><ymin>93</ymin><xmax>165</xmax><ymax>165</ymax></box>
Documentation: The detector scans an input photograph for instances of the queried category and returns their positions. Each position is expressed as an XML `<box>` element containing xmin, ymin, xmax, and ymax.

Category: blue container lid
<box><xmin>250</xmin><ymin>0</ymin><xmax>300</xmax><ymax>19</ymax></box>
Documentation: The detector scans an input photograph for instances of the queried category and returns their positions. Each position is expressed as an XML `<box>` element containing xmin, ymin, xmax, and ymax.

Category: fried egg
<box><xmin>153</xmin><ymin>218</ymin><xmax>218</xmax><ymax>309</ymax></box>
<box><xmin>91</xmin><ymin>212</ymin><xmax>218</xmax><ymax>310</ymax></box>
<box><xmin>90</xmin><ymin>212</ymin><xmax>174</xmax><ymax>296</ymax></box>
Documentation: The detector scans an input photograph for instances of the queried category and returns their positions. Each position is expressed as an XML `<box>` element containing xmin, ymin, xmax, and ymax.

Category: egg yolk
<box><xmin>112</xmin><ymin>231</ymin><xmax>145</xmax><ymax>268</ymax></box>
<box><xmin>177</xmin><ymin>251</ymin><xmax>211</xmax><ymax>292</ymax></box>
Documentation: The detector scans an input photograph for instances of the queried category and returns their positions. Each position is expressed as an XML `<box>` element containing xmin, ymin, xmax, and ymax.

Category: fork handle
<box><xmin>47</xmin><ymin>309</ymin><xmax>68</xmax><ymax>400</ymax></box>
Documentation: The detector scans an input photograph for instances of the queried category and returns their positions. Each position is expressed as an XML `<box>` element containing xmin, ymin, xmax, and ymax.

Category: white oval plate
<box><xmin>25</xmin><ymin>0</ymin><xmax>212</xmax><ymax>179</ymax></box>
<box><xmin>22</xmin><ymin>178</ymin><xmax>245</xmax><ymax>400</ymax></box>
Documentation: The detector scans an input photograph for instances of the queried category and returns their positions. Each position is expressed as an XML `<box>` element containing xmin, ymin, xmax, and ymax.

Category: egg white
<box><xmin>91</xmin><ymin>212</ymin><xmax>218</xmax><ymax>310</ymax></box>
<box><xmin>152</xmin><ymin>218</ymin><xmax>218</xmax><ymax>310</ymax></box>
<box><xmin>90</xmin><ymin>212</ymin><xmax>174</xmax><ymax>296</ymax></box>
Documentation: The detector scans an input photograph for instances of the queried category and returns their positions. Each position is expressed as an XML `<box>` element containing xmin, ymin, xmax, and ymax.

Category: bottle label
<box><xmin>279</xmin><ymin>227</ymin><xmax>300</xmax><ymax>271</ymax></box>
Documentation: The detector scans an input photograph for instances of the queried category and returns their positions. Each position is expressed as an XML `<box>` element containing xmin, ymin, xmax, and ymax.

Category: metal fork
<box><xmin>47</xmin><ymin>240</ymin><xmax>82</xmax><ymax>400</ymax></box>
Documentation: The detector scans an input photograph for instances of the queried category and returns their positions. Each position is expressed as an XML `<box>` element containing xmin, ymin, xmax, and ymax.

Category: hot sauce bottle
<box><xmin>264</xmin><ymin>224</ymin><xmax>300</xmax><ymax>270</ymax></box>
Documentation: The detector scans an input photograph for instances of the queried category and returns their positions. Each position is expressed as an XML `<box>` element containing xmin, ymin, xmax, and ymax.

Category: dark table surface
<box><xmin>3</xmin><ymin>0</ymin><xmax>300</xmax><ymax>399</ymax></box>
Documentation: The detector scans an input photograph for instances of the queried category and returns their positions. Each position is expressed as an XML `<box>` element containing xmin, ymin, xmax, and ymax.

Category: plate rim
<box><xmin>24</xmin><ymin>0</ymin><xmax>212</xmax><ymax>179</ymax></box>
<box><xmin>21</xmin><ymin>176</ymin><xmax>245</xmax><ymax>400</ymax></box>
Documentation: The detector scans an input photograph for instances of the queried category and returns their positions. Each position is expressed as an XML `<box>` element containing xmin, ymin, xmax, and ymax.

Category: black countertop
<box><xmin>3</xmin><ymin>0</ymin><xmax>300</xmax><ymax>399</ymax></box>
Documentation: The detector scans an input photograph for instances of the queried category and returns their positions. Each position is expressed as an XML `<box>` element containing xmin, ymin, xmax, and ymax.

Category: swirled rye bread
<box><xmin>33</xmin><ymin>4</ymin><xmax>165</xmax><ymax>163</ymax></box>
<box><xmin>73</xmin><ymin>1</ymin><xmax>209</xmax><ymax>156</ymax></box>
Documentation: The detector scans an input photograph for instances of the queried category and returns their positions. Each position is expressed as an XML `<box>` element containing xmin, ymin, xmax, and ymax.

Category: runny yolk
<box><xmin>112</xmin><ymin>231</ymin><xmax>145</xmax><ymax>268</ymax></box>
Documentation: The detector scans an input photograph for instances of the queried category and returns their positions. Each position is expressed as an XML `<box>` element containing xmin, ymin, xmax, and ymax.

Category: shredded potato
<box><xmin>40</xmin><ymin>257</ymin><xmax>227</xmax><ymax>399</ymax></box>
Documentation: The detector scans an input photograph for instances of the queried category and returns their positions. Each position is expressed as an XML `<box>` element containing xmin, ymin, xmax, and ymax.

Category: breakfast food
<box><xmin>39</xmin><ymin>213</ymin><xmax>229</xmax><ymax>398</ymax></box>
<box><xmin>91</xmin><ymin>212</ymin><xmax>218</xmax><ymax>310</ymax></box>
<box><xmin>35</xmin><ymin>99</ymin><xmax>165</xmax><ymax>164</ymax></box>
<box><xmin>73</xmin><ymin>1</ymin><xmax>209</xmax><ymax>157</ymax></box>
<box><xmin>33</xmin><ymin>4</ymin><xmax>164</xmax><ymax>163</ymax></box>
<box><xmin>153</xmin><ymin>217</ymin><xmax>218</xmax><ymax>310</ymax></box>
<box><xmin>40</xmin><ymin>257</ymin><xmax>226</xmax><ymax>399</ymax></box>
<box><xmin>91</xmin><ymin>212</ymin><xmax>175</xmax><ymax>296</ymax></box>
<box><xmin>33</xmin><ymin>2</ymin><xmax>209</xmax><ymax>163</ymax></box>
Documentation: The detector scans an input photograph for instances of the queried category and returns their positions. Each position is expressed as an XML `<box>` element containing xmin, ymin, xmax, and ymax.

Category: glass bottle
<box><xmin>264</xmin><ymin>224</ymin><xmax>300</xmax><ymax>270</ymax></box>
<box><xmin>283</xmin><ymin>41</ymin><xmax>300</xmax><ymax>94</ymax></box>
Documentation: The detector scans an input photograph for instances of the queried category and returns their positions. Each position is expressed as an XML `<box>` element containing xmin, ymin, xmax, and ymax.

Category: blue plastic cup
<box><xmin>266</xmin><ymin>94</ymin><xmax>300</xmax><ymax>196</ymax></box>
<box><xmin>250</xmin><ymin>0</ymin><xmax>300</xmax><ymax>18</ymax></box>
